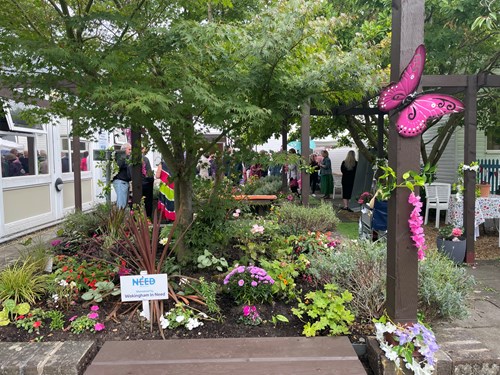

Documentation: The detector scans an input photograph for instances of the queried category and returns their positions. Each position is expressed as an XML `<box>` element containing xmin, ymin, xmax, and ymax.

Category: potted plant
<box><xmin>476</xmin><ymin>180</ymin><xmax>491</xmax><ymax>197</ymax></box>
<box><xmin>436</xmin><ymin>225</ymin><xmax>466</xmax><ymax>264</ymax></box>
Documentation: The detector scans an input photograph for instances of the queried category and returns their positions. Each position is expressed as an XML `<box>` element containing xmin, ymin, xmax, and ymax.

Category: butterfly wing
<box><xmin>395</xmin><ymin>93</ymin><xmax>465</xmax><ymax>137</ymax></box>
<box><xmin>377</xmin><ymin>44</ymin><xmax>426</xmax><ymax>112</ymax></box>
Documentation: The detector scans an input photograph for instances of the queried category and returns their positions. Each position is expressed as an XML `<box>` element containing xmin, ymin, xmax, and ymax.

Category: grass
<box><xmin>335</xmin><ymin>222</ymin><xmax>359</xmax><ymax>240</ymax></box>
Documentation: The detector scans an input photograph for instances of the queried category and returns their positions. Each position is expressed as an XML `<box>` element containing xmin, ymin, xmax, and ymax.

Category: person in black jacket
<box><xmin>112</xmin><ymin>143</ymin><xmax>131</xmax><ymax>209</ymax></box>
<box><xmin>340</xmin><ymin>150</ymin><xmax>357</xmax><ymax>211</ymax></box>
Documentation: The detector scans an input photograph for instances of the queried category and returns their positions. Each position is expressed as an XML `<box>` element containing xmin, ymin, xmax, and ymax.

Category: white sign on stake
<box><xmin>120</xmin><ymin>273</ymin><xmax>169</xmax><ymax>302</ymax></box>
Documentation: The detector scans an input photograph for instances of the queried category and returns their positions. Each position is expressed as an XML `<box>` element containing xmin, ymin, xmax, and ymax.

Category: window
<box><xmin>3</xmin><ymin>100</ymin><xmax>45</xmax><ymax>132</ymax></box>
<box><xmin>60</xmin><ymin>120</ymin><xmax>90</xmax><ymax>173</ymax></box>
<box><xmin>1</xmin><ymin>132</ymin><xmax>49</xmax><ymax>177</ymax></box>
<box><xmin>486</xmin><ymin>131</ymin><xmax>500</xmax><ymax>151</ymax></box>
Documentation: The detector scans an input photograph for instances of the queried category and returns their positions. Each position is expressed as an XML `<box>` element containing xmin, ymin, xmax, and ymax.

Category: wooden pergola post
<box><xmin>464</xmin><ymin>75</ymin><xmax>478</xmax><ymax>263</ymax></box>
<box><xmin>72</xmin><ymin>133</ymin><xmax>82</xmax><ymax>212</ymax></box>
<box><xmin>386</xmin><ymin>0</ymin><xmax>424</xmax><ymax>323</ymax></box>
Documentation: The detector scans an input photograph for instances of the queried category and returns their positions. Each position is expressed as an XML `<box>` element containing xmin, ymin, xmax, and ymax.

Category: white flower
<box><xmin>176</xmin><ymin>315</ymin><xmax>185</xmax><ymax>323</ymax></box>
<box><xmin>159</xmin><ymin>238</ymin><xmax>168</xmax><ymax>245</ymax></box>
<box><xmin>159</xmin><ymin>315</ymin><xmax>170</xmax><ymax>329</ymax></box>
<box><xmin>139</xmin><ymin>310</ymin><xmax>149</xmax><ymax>319</ymax></box>
<box><xmin>186</xmin><ymin>318</ymin><xmax>203</xmax><ymax>330</ymax></box>
<box><xmin>58</xmin><ymin>279</ymin><xmax>68</xmax><ymax>287</ymax></box>
<box><xmin>52</xmin><ymin>294</ymin><xmax>59</xmax><ymax>302</ymax></box>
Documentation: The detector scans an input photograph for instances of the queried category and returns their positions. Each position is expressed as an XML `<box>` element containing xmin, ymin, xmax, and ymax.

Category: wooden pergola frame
<box><xmin>298</xmin><ymin>0</ymin><xmax>500</xmax><ymax>322</ymax></box>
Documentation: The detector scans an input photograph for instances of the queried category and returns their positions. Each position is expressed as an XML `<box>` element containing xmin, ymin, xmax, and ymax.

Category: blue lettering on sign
<box><xmin>132</xmin><ymin>277</ymin><xmax>156</xmax><ymax>286</ymax></box>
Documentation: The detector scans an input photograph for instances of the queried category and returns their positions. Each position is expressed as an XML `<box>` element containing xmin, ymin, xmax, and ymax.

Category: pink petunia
<box><xmin>50</xmin><ymin>239</ymin><xmax>62</xmax><ymax>247</ymax></box>
<box><xmin>90</xmin><ymin>305</ymin><xmax>99</xmax><ymax>311</ymax></box>
<box><xmin>88</xmin><ymin>312</ymin><xmax>99</xmax><ymax>319</ymax></box>
<box><xmin>94</xmin><ymin>323</ymin><xmax>105</xmax><ymax>331</ymax></box>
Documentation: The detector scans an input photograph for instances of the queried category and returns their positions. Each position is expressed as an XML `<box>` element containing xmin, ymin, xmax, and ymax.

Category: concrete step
<box><xmin>0</xmin><ymin>341</ymin><xmax>97</xmax><ymax>375</ymax></box>
<box><xmin>84</xmin><ymin>337</ymin><xmax>367</xmax><ymax>375</ymax></box>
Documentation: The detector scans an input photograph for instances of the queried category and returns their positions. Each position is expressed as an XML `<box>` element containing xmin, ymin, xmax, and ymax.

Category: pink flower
<box><xmin>251</xmin><ymin>281</ymin><xmax>258</xmax><ymax>287</ymax></box>
<box><xmin>243</xmin><ymin>305</ymin><xmax>251</xmax><ymax>316</ymax></box>
<box><xmin>50</xmin><ymin>239</ymin><xmax>62</xmax><ymax>247</ymax></box>
<box><xmin>90</xmin><ymin>305</ymin><xmax>99</xmax><ymax>311</ymax></box>
<box><xmin>408</xmin><ymin>192</ymin><xmax>427</xmax><ymax>260</ymax></box>
<box><xmin>452</xmin><ymin>228</ymin><xmax>463</xmax><ymax>237</ymax></box>
<box><xmin>33</xmin><ymin>321</ymin><xmax>41</xmax><ymax>328</ymax></box>
<box><xmin>250</xmin><ymin>224</ymin><xmax>265</xmax><ymax>234</ymax></box>
<box><xmin>88</xmin><ymin>312</ymin><xmax>99</xmax><ymax>319</ymax></box>
<box><xmin>94</xmin><ymin>323</ymin><xmax>105</xmax><ymax>331</ymax></box>
<box><xmin>238</xmin><ymin>279</ymin><xmax>244</xmax><ymax>287</ymax></box>
<box><xmin>287</xmin><ymin>195</ymin><xmax>293</xmax><ymax>201</ymax></box>
<box><xmin>69</xmin><ymin>315</ymin><xmax>78</xmax><ymax>322</ymax></box>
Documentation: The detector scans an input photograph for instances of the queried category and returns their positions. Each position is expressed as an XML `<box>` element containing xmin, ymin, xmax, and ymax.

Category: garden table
<box><xmin>446</xmin><ymin>194</ymin><xmax>500</xmax><ymax>246</ymax></box>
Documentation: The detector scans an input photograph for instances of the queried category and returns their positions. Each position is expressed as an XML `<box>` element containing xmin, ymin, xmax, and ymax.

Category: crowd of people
<box><xmin>110</xmin><ymin>145</ymin><xmax>358</xmax><ymax>221</ymax></box>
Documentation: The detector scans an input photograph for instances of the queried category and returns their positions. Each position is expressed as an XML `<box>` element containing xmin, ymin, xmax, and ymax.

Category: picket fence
<box><xmin>478</xmin><ymin>159</ymin><xmax>500</xmax><ymax>194</ymax></box>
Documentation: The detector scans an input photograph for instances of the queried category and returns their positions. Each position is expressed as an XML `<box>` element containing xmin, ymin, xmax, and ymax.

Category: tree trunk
<box><xmin>174</xmin><ymin>174</ymin><xmax>194</xmax><ymax>262</ymax></box>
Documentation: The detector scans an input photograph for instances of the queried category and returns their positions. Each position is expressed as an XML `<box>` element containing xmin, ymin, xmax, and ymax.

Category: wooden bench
<box><xmin>233</xmin><ymin>195</ymin><xmax>278</xmax><ymax>214</ymax></box>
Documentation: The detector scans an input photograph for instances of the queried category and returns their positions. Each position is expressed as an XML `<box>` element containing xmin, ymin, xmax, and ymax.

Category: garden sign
<box><xmin>120</xmin><ymin>272</ymin><xmax>168</xmax><ymax>302</ymax></box>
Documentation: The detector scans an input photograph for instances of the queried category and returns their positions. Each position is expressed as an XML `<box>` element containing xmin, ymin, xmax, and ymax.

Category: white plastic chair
<box><xmin>333</xmin><ymin>174</ymin><xmax>342</xmax><ymax>200</ymax></box>
<box><xmin>424</xmin><ymin>183</ymin><xmax>451</xmax><ymax>228</ymax></box>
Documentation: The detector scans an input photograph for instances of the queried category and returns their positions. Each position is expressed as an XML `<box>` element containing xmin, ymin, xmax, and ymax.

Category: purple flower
<box><xmin>251</xmin><ymin>281</ymin><xmax>258</xmax><ymax>287</ymax></box>
<box><xmin>51</xmin><ymin>239</ymin><xmax>62</xmax><ymax>247</ymax></box>
<box><xmin>238</xmin><ymin>279</ymin><xmax>244</xmax><ymax>286</ymax></box>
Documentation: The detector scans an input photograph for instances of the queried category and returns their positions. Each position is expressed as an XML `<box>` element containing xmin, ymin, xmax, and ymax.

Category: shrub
<box><xmin>418</xmin><ymin>249</ymin><xmax>475</xmax><ymax>320</ymax></box>
<box><xmin>308</xmin><ymin>239</ymin><xmax>476</xmax><ymax>322</ymax></box>
<box><xmin>0</xmin><ymin>259</ymin><xmax>50</xmax><ymax>304</ymax></box>
<box><xmin>307</xmin><ymin>239</ymin><xmax>386</xmax><ymax>321</ymax></box>
<box><xmin>227</xmin><ymin>218</ymin><xmax>289</xmax><ymax>262</ymax></box>
<box><xmin>273</xmin><ymin>202</ymin><xmax>339</xmax><ymax>235</ymax></box>
<box><xmin>292</xmin><ymin>283</ymin><xmax>355</xmax><ymax>337</ymax></box>
<box><xmin>259</xmin><ymin>256</ymin><xmax>308</xmax><ymax>301</ymax></box>
<box><xmin>59</xmin><ymin>204</ymin><xmax>110</xmax><ymax>239</ymax></box>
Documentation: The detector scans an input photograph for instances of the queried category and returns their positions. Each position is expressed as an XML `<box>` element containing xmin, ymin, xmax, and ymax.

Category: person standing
<box><xmin>80</xmin><ymin>151</ymin><xmax>89</xmax><ymax>171</ymax></box>
<box><xmin>112</xmin><ymin>143</ymin><xmax>131</xmax><ymax>209</ymax></box>
<box><xmin>340</xmin><ymin>150</ymin><xmax>358</xmax><ymax>211</ymax></box>
<box><xmin>309</xmin><ymin>153</ymin><xmax>320</xmax><ymax>195</ymax></box>
<box><xmin>319</xmin><ymin>150</ymin><xmax>333</xmax><ymax>199</ymax></box>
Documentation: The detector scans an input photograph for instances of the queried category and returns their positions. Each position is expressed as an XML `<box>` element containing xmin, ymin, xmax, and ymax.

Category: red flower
<box><xmin>33</xmin><ymin>321</ymin><xmax>41</xmax><ymax>328</ymax></box>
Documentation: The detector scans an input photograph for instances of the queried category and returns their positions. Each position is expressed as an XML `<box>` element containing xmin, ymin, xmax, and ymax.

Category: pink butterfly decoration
<box><xmin>377</xmin><ymin>44</ymin><xmax>465</xmax><ymax>138</ymax></box>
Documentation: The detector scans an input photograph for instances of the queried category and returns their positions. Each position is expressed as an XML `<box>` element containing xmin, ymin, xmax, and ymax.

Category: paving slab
<box><xmin>0</xmin><ymin>341</ymin><xmax>97</xmax><ymax>375</ymax></box>
<box><xmin>84</xmin><ymin>337</ymin><xmax>367</xmax><ymax>375</ymax></box>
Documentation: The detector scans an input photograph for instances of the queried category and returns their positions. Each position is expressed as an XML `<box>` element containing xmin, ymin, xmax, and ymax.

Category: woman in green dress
<box><xmin>319</xmin><ymin>150</ymin><xmax>333</xmax><ymax>199</ymax></box>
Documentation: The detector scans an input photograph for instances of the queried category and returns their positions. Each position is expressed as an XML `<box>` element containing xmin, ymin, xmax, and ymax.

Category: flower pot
<box><xmin>476</xmin><ymin>183</ymin><xmax>490</xmax><ymax>197</ymax></box>
<box><xmin>436</xmin><ymin>237</ymin><xmax>466</xmax><ymax>264</ymax></box>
